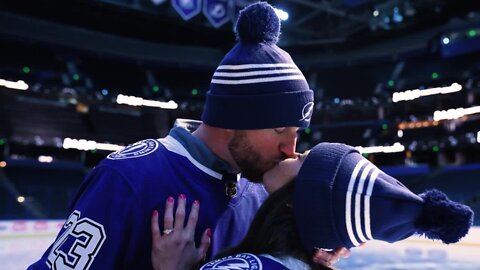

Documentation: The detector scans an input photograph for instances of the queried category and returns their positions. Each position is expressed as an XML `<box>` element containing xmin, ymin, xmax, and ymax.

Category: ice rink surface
<box><xmin>1</xmin><ymin>221</ymin><xmax>479</xmax><ymax>270</ymax></box>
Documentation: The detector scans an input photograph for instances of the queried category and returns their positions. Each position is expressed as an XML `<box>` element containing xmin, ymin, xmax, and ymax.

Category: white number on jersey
<box><xmin>46</xmin><ymin>210</ymin><xmax>107</xmax><ymax>270</ymax></box>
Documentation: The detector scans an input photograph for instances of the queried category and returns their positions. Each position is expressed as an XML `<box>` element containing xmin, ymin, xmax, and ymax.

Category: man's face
<box><xmin>228</xmin><ymin>127</ymin><xmax>298</xmax><ymax>182</ymax></box>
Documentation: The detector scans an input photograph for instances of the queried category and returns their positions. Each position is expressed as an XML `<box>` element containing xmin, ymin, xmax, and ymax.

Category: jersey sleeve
<box><xmin>28</xmin><ymin>166</ymin><xmax>145</xmax><ymax>270</ymax></box>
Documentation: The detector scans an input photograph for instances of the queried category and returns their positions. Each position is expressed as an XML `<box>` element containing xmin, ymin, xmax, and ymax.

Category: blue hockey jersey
<box><xmin>29</xmin><ymin>127</ymin><xmax>267</xmax><ymax>269</ymax></box>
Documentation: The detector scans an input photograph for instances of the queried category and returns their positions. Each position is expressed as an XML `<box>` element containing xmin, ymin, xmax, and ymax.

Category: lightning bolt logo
<box><xmin>300</xmin><ymin>102</ymin><xmax>314</xmax><ymax>122</ymax></box>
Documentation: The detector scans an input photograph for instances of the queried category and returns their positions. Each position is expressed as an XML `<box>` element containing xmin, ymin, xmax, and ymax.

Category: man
<box><xmin>29</xmin><ymin>2</ymin><xmax>344</xmax><ymax>269</ymax></box>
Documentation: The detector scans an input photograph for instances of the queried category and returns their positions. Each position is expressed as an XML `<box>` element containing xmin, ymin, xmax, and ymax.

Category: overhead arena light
<box><xmin>274</xmin><ymin>7</ymin><xmax>289</xmax><ymax>21</ymax></box>
<box><xmin>398</xmin><ymin>120</ymin><xmax>439</xmax><ymax>130</ymax></box>
<box><xmin>38</xmin><ymin>155</ymin><xmax>53</xmax><ymax>163</ymax></box>
<box><xmin>17</xmin><ymin>196</ymin><xmax>25</xmax><ymax>203</ymax></box>
<box><xmin>116</xmin><ymin>94</ymin><xmax>178</xmax><ymax>109</ymax></box>
<box><xmin>392</xmin><ymin>83</ymin><xmax>462</xmax><ymax>102</ymax></box>
<box><xmin>355</xmin><ymin>142</ymin><xmax>405</xmax><ymax>154</ymax></box>
<box><xmin>0</xmin><ymin>78</ymin><xmax>29</xmax><ymax>90</ymax></box>
<box><xmin>433</xmin><ymin>105</ymin><xmax>480</xmax><ymax>121</ymax></box>
<box><xmin>63</xmin><ymin>138</ymin><xmax>124</xmax><ymax>152</ymax></box>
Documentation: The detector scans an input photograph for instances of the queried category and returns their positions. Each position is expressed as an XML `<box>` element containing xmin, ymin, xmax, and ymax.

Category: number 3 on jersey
<box><xmin>46</xmin><ymin>210</ymin><xmax>106</xmax><ymax>269</ymax></box>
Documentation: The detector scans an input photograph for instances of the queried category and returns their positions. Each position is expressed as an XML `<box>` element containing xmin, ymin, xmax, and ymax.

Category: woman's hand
<box><xmin>151</xmin><ymin>194</ymin><xmax>211</xmax><ymax>270</ymax></box>
<box><xmin>312</xmin><ymin>247</ymin><xmax>351</xmax><ymax>267</ymax></box>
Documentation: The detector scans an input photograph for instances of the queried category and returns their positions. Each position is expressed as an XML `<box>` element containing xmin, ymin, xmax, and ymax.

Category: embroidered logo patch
<box><xmin>200</xmin><ymin>253</ymin><xmax>262</xmax><ymax>270</ymax></box>
<box><xmin>107</xmin><ymin>139</ymin><xmax>159</xmax><ymax>160</ymax></box>
<box><xmin>300</xmin><ymin>101</ymin><xmax>314</xmax><ymax>122</ymax></box>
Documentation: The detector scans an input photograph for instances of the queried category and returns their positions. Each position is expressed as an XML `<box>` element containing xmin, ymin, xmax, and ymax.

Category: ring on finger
<box><xmin>163</xmin><ymin>228</ymin><xmax>174</xmax><ymax>235</ymax></box>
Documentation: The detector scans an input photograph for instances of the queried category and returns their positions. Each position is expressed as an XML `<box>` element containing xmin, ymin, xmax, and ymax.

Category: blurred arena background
<box><xmin>0</xmin><ymin>0</ymin><xmax>479</xmax><ymax>269</ymax></box>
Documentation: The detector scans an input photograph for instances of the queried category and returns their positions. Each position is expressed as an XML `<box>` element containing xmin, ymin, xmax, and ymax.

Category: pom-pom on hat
<box><xmin>294</xmin><ymin>143</ymin><xmax>474</xmax><ymax>251</ymax></box>
<box><xmin>201</xmin><ymin>2</ymin><xmax>314</xmax><ymax>130</ymax></box>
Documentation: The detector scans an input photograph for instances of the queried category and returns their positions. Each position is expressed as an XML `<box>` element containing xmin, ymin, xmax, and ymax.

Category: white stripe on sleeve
<box><xmin>345</xmin><ymin>159</ymin><xmax>368</xmax><ymax>247</ymax></box>
<box><xmin>364</xmin><ymin>169</ymin><xmax>380</xmax><ymax>240</ymax></box>
<box><xmin>354</xmin><ymin>164</ymin><xmax>374</xmax><ymax>243</ymax></box>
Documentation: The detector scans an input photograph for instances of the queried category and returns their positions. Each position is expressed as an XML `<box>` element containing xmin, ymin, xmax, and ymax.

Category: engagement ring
<box><xmin>163</xmin><ymin>228</ymin><xmax>174</xmax><ymax>235</ymax></box>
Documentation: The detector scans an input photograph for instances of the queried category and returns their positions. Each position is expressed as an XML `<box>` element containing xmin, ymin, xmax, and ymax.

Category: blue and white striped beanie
<box><xmin>201</xmin><ymin>2</ymin><xmax>314</xmax><ymax>129</ymax></box>
<box><xmin>294</xmin><ymin>143</ymin><xmax>474</xmax><ymax>251</ymax></box>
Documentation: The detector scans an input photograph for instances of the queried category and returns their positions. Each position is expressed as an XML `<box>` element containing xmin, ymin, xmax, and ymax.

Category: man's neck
<box><xmin>193</xmin><ymin>123</ymin><xmax>240</xmax><ymax>173</ymax></box>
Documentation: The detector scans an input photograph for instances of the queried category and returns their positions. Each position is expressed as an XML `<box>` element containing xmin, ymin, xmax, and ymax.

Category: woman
<box><xmin>152</xmin><ymin>143</ymin><xmax>474</xmax><ymax>270</ymax></box>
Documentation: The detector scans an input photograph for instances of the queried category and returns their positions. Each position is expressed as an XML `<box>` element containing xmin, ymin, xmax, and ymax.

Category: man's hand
<box><xmin>312</xmin><ymin>247</ymin><xmax>351</xmax><ymax>267</ymax></box>
<box><xmin>151</xmin><ymin>195</ymin><xmax>211</xmax><ymax>270</ymax></box>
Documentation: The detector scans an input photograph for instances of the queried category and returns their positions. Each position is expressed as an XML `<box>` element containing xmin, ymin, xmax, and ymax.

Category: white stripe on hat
<box><xmin>364</xmin><ymin>169</ymin><xmax>380</xmax><ymax>240</ymax></box>
<box><xmin>211</xmin><ymin>75</ymin><xmax>306</xmax><ymax>85</ymax></box>
<box><xmin>345</xmin><ymin>159</ymin><xmax>368</xmax><ymax>247</ymax></box>
<box><xmin>213</xmin><ymin>68</ymin><xmax>301</xmax><ymax>78</ymax></box>
<box><xmin>216</xmin><ymin>63</ymin><xmax>298</xmax><ymax>70</ymax></box>
<box><xmin>354</xmin><ymin>164</ymin><xmax>374</xmax><ymax>243</ymax></box>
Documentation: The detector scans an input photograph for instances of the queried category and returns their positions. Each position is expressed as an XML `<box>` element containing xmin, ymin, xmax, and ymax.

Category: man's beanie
<box><xmin>294</xmin><ymin>143</ymin><xmax>474</xmax><ymax>251</ymax></box>
<box><xmin>201</xmin><ymin>2</ymin><xmax>314</xmax><ymax>129</ymax></box>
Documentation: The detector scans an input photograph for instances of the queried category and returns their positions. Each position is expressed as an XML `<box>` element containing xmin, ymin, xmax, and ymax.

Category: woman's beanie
<box><xmin>201</xmin><ymin>2</ymin><xmax>314</xmax><ymax>129</ymax></box>
<box><xmin>294</xmin><ymin>143</ymin><xmax>474</xmax><ymax>251</ymax></box>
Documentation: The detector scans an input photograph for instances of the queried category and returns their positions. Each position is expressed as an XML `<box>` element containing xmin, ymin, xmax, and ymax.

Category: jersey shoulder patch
<box><xmin>200</xmin><ymin>253</ymin><xmax>262</xmax><ymax>270</ymax></box>
<box><xmin>107</xmin><ymin>139</ymin><xmax>159</xmax><ymax>160</ymax></box>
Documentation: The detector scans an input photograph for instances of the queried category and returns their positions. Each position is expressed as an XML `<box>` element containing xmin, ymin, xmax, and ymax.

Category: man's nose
<box><xmin>279</xmin><ymin>136</ymin><xmax>297</xmax><ymax>158</ymax></box>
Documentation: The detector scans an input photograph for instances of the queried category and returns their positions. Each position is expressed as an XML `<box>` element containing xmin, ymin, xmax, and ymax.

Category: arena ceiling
<box><xmin>1</xmin><ymin>0</ymin><xmax>479</xmax><ymax>50</ymax></box>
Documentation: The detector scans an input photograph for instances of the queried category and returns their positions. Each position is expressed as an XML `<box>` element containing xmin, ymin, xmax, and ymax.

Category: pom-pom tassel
<box><xmin>235</xmin><ymin>1</ymin><xmax>281</xmax><ymax>44</ymax></box>
<box><xmin>416</xmin><ymin>189</ymin><xmax>474</xmax><ymax>244</ymax></box>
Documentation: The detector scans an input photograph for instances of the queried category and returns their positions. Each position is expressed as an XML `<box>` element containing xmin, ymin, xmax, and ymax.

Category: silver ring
<box><xmin>162</xmin><ymin>228</ymin><xmax>174</xmax><ymax>235</ymax></box>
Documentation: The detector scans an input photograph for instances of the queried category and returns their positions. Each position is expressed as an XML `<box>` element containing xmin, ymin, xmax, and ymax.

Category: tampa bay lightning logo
<box><xmin>300</xmin><ymin>101</ymin><xmax>314</xmax><ymax>122</ymax></box>
<box><xmin>107</xmin><ymin>139</ymin><xmax>159</xmax><ymax>160</ymax></box>
<box><xmin>200</xmin><ymin>253</ymin><xmax>262</xmax><ymax>270</ymax></box>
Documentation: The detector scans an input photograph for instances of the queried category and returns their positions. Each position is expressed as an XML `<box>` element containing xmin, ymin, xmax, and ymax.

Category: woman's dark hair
<box><xmin>213</xmin><ymin>181</ymin><xmax>331</xmax><ymax>270</ymax></box>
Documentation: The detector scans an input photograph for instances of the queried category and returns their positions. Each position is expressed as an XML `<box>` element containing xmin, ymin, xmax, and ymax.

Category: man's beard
<box><xmin>228</xmin><ymin>131</ymin><xmax>268</xmax><ymax>183</ymax></box>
